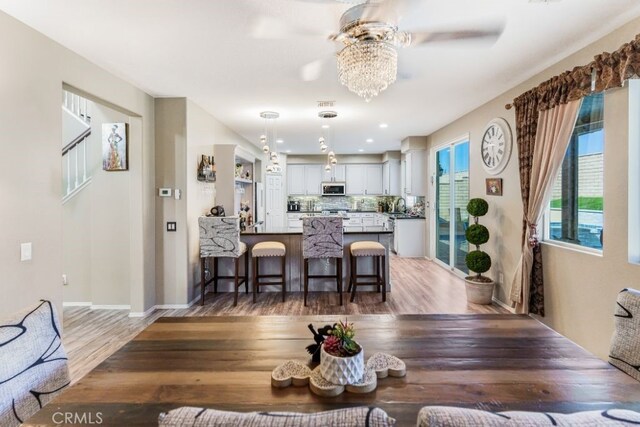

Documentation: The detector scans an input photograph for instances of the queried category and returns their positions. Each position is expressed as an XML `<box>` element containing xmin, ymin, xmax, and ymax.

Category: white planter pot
<box><xmin>320</xmin><ymin>345</ymin><xmax>365</xmax><ymax>385</ymax></box>
<box><xmin>464</xmin><ymin>278</ymin><xmax>495</xmax><ymax>305</ymax></box>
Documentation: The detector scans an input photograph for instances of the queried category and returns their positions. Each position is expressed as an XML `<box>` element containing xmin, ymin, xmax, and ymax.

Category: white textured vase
<box><xmin>464</xmin><ymin>278</ymin><xmax>495</xmax><ymax>305</ymax></box>
<box><xmin>320</xmin><ymin>345</ymin><xmax>365</xmax><ymax>385</ymax></box>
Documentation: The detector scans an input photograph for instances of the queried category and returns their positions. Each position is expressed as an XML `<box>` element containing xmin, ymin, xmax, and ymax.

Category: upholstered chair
<box><xmin>302</xmin><ymin>216</ymin><xmax>344</xmax><ymax>306</ymax></box>
<box><xmin>610</xmin><ymin>288</ymin><xmax>640</xmax><ymax>381</ymax></box>
<box><xmin>199</xmin><ymin>216</ymin><xmax>249</xmax><ymax>306</ymax></box>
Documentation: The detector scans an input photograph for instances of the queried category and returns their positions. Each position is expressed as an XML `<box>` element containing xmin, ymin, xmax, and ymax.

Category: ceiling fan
<box><xmin>253</xmin><ymin>0</ymin><xmax>505</xmax><ymax>101</ymax></box>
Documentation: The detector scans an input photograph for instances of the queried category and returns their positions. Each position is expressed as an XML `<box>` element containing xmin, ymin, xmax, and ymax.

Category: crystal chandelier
<box><xmin>337</xmin><ymin>40</ymin><xmax>397</xmax><ymax>102</ymax></box>
<box><xmin>259</xmin><ymin>111</ymin><xmax>281</xmax><ymax>173</ymax></box>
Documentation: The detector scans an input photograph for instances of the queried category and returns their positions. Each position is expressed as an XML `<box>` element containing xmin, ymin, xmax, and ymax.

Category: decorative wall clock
<box><xmin>481</xmin><ymin>117</ymin><xmax>512</xmax><ymax>175</ymax></box>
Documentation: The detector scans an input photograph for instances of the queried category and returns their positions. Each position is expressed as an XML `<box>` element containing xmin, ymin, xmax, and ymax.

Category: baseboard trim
<box><xmin>129</xmin><ymin>295</ymin><xmax>201</xmax><ymax>318</ymax></box>
<box><xmin>63</xmin><ymin>302</ymin><xmax>92</xmax><ymax>307</ymax></box>
<box><xmin>492</xmin><ymin>297</ymin><xmax>516</xmax><ymax>313</ymax></box>
<box><xmin>128</xmin><ymin>305</ymin><xmax>156</xmax><ymax>318</ymax></box>
<box><xmin>90</xmin><ymin>304</ymin><xmax>131</xmax><ymax>310</ymax></box>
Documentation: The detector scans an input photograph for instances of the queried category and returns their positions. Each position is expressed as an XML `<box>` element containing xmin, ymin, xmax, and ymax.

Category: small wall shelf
<box><xmin>235</xmin><ymin>177</ymin><xmax>253</xmax><ymax>184</ymax></box>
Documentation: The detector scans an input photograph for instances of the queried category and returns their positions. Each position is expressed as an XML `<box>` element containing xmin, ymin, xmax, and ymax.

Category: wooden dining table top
<box><xmin>26</xmin><ymin>314</ymin><xmax>640</xmax><ymax>426</ymax></box>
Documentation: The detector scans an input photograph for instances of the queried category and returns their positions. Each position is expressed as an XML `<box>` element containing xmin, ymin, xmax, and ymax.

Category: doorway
<box><xmin>432</xmin><ymin>137</ymin><xmax>470</xmax><ymax>274</ymax></box>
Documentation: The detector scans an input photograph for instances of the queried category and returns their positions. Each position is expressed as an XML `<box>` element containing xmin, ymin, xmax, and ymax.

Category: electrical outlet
<box><xmin>62</xmin><ymin>274</ymin><xmax>68</xmax><ymax>286</ymax></box>
<box><xmin>167</xmin><ymin>222</ymin><xmax>177</xmax><ymax>232</ymax></box>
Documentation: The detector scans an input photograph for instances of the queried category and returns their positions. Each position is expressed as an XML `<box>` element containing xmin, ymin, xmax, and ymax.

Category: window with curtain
<box><xmin>544</xmin><ymin>93</ymin><xmax>604</xmax><ymax>251</ymax></box>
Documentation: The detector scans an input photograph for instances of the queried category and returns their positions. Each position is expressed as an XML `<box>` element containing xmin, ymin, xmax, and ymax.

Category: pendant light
<box><xmin>260</xmin><ymin>111</ymin><xmax>280</xmax><ymax>173</ymax></box>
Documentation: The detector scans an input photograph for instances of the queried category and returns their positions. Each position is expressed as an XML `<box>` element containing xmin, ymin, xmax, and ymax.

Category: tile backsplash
<box><xmin>288</xmin><ymin>195</ymin><xmax>425</xmax><ymax>214</ymax></box>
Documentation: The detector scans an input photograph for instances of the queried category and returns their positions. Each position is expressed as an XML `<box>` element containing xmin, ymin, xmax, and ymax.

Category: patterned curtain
<box><xmin>509</xmin><ymin>32</ymin><xmax>640</xmax><ymax>315</ymax></box>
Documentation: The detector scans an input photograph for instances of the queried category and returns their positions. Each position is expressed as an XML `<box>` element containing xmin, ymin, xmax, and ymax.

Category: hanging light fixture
<box><xmin>260</xmin><ymin>111</ymin><xmax>280</xmax><ymax>173</ymax></box>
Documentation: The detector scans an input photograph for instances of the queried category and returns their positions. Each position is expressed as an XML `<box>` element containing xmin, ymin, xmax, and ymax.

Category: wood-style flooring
<box><xmin>63</xmin><ymin>257</ymin><xmax>506</xmax><ymax>382</ymax></box>
<box><xmin>31</xmin><ymin>314</ymin><xmax>640</xmax><ymax>426</ymax></box>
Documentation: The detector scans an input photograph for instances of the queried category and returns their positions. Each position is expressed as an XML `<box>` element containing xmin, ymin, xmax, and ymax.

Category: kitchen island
<box><xmin>213</xmin><ymin>224</ymin><xmax>392</xmax><ymax>293</ymax></box>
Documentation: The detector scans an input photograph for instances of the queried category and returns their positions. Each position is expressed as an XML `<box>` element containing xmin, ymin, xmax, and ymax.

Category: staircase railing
<box><xmin>62</xmin><ymin>90</ymin><xmax>92</xmax><ymax>203</ymax></box>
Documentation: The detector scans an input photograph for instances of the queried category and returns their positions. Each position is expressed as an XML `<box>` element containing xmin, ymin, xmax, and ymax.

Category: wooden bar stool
<box><xmin>198</xmin><ymin>216</ymin><xmax>249</xmax><ymax>307</ymax></box>
<box><xmin>348</xmin><ymin>241</ymin><xmax>387</xmax><ymax>303</ymax></box>
<box><xmin>252</xmin><ymin>241</ymin><xmax>286</xmax><ymax>303</ymax></box>
<box><xmin>302</xmin><ymin>216</ymin><xmax>344</xmax><ymax>307</ymax></box>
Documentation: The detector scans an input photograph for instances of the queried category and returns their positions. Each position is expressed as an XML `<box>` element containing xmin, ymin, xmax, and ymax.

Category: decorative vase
<box><xmin>464</xmin><ymin>278</ymin><xmax>495</xmax><ymax>305</ymax></box>
<box><xmin>320</xmin><ymin>345</ymin><xmax>364</xmax><ymax>385</ymax></box>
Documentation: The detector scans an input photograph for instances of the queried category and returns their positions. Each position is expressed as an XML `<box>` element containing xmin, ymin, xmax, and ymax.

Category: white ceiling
<box><xmin>2</xmin><ymin>0</ymin><xmax>640</xmax><ymax>154</ymax></box>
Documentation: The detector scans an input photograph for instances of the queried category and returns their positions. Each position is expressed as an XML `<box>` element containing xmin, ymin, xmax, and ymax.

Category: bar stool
<box><xmin>302</xmin><ymin>216</ymin><xmax>344</xmax><ymax>306</ymax></box>
<box><xmin>198</xmin><ymin>216</ymin><xmax>249</xmax><ymax>307</ymax></box>
<box><xmin>252</xmin><ymin>241</ymin><xmax>286</xmax><ymax>303</ymax></box>
<box><xmin>348</xmin><ymin>241</ymin><xmax>387</xmax><ymax>303</ymax></box>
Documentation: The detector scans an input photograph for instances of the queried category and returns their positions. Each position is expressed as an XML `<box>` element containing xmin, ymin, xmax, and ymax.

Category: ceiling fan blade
<box><xmin>359</xmin><ymin>0</ymin><xmax>414</xmax><ymax>23</ymax></box>
<box><xmin>410</xmin><ymin>22</ymin><xmax>505</xmax><ymax>46</ymax></box>
<box><xmin>250</xmin><ymin>16</ymin><xmax>330</xmax><ymax>40</ymax></box>
<box><xmin>301</xmin><ymin>58</ymin><xmax>328</xmax><ymax>82</ymax></box>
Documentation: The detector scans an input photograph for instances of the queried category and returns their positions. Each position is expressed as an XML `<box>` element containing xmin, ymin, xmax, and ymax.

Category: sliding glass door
<box><xmin>434</xmin><ymin>139</ymin><xmax>469</xmax><ymax>274</ymax></box>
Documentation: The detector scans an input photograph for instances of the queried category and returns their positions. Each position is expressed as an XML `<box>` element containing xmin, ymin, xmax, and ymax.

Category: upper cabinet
<box><xmin>287</xmin><ymin>164</ymin><xmax>321</xmax><ymax>196</ymax></box>
<box><xmin>403</xmin><ymin>150</ymin><xmax>426</xmax><ymax>197</ymax></box>
<box><xmin>323</xmin><ymin>164</ymin><xmax>346</xmax><ymax>182</ymax></box>
<box><xmin>346</xmin><ymin>164</ymin><xmax>383</xmax><ymax>195</ymax></box>
<box><xmin>382</xmin><ymin>159</ymin><xmax>401</xmax><ymax>196</ymax></box>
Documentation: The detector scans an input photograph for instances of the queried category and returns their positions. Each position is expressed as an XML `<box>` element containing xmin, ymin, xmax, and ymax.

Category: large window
<box><xmin>545</xmin><ymin>93</ymin><xmax>604</xmax><ymax>251</ymax></box>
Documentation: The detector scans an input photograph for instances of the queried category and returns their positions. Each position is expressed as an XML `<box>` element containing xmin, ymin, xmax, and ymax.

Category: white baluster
<box><xmin>66</xmin><ymin>153</ymin><xmax>71</xmax><ymax>196</ymax></box>
<box><xmin>74</xmin><ymin>146</ymin><xmax>79</xmax><ymax>189</ymax></box>
<box><xmin>82</xmin><ymin>137</ymin><xmax>87</xmax><ymax>182</ymax></box>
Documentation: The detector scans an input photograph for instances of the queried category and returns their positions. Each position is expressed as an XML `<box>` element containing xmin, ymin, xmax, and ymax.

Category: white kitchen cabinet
<box><xmin>383</xmin><ymin>160</ymin><xmax>401</xmax><ymax>196</ymax></box>
<box><xmin>403</xmin><ymin>150</ymin><xmax>426</xmax><ymax>197</ymax></box>
<box><xmin>287</xmin><ymin>213</ymin><xmax>303</xmax><ymax>231</ymax></box>
<box><xmin>364</xmin><ymin>164</ymin><xmax>383</xmax><ymax>195</ymax></box>
<box><xmin>287</xmin><ymin>164</ymin><xmax>322</xmax><ymax>195</ymax></box>
<box><xmin>323</xmin><ymin>164</ymin><xmax>346</xmax><ymax>182</ymax></box>
<box><xmin>346</xmin><ymin>165</ymin><xmax>366</xmax><ymax>195</ymax></box>
<box><xmin>287</xmin><ymin>165</ymin><xmax>306</xmax><ymax>195</ymax></box>
<box><xmin>305</xmin><ymin>165</ymin><xmax>322</xmax><ymax>195</ymax></box>
<box><xmin>393</xmin><ymin>218</ymin><xmax>426</xmax><ymax>257</ymax></box>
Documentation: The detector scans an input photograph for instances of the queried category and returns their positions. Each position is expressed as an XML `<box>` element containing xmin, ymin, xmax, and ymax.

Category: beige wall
<box><xmin>154</xmin><ymin>98</ymin><xmax>259</xmax><ymax>305</ymax></box>
<box><xmin>63</xmin><ymin>102</ymin><xmax>131</xmax><ymax>305</ymax></box>
<box><xmin>0</xmin><ymin>10</ymin><xmax>155</xmax><ymax>317</ymax></box>
<box><xmin>426</xmin><ymin>16</ymin><xmax>640</xmax><ymax>359</ymax></box>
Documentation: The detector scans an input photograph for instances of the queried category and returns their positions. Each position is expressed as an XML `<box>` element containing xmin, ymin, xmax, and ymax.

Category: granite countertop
<box><xmin>242</xmin><ymin>225</ymin><xmax>393</xmax><ymax>235</ymax></box>
<box><xmin>287</xmin><ymin>210</ymin><xmax>378</xmax><ymax>214</ymax></box>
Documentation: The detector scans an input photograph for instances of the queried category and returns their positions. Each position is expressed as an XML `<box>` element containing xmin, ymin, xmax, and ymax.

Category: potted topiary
<box><xmin>319</xmin><ymin>320</ymin><xmax>364</xmax><ymax>385</ymax></box>
<box><xmin>464</xmin><ymin>198</ymin><xmax>495</xmax><ymax>304</ymax></box>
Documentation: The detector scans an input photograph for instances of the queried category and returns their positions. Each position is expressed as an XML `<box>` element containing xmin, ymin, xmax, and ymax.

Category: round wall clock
<box><xmin>481</xmin><ymin>117</ymin><xmax>513</xmax><ymax>175</ymax></box>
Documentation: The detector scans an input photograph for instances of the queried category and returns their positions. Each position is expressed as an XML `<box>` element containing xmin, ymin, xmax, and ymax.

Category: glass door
<box><xmin>434</xmin><ymin>139</ymin><xmax>469</xmax><ymax>274</ymax></box>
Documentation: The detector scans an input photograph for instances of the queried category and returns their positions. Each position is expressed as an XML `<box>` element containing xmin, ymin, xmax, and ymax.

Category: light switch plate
<box><xmin>174</xmin><ymin>189</ymin><xmax>181</xmax><ymax>200</ymax></box>
<box><xmin>20</xmin><ymin>242</ymin><xmax>32</xmax><ymax>261</ymax></box>
<box><xmin>167</xmin><ymin>222</ymin><xmax>177</xmax><ymax>232</ymax></box>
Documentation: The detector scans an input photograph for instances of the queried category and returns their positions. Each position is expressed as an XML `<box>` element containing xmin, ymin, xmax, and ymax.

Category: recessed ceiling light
<box><xmin>358</xmin><ymin>149</ymin><xmax>364</xmax><ymax>152</ymax></box>
<box><xmin>276</xmin><ymin>139</ymin><xmax>284</xmax><ymax>144</ymax></box>
<box><xmin>379</xmin><ymin>123</ymin><xmax>388</xmax><ymax>128</ymax></box>
<box><xmin>285</xmin><ymin>149</ymin><xmax>292</xmax><ymax>153</ymax></box>
<box><xmin>322</xmin><ymin>124</ymin><xmax>330</xmax><ymax>129</ymax></box>
<box><xmin>366</xmin><ymin>138</ymin><xmax>374</xmax><ymax>143</ymax></box>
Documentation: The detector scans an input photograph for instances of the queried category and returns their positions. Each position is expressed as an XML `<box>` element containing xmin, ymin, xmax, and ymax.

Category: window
<box><xmin>545</xmin><ymin>93</ymin><xmax>604</xmax><ymax>251</ymax></box>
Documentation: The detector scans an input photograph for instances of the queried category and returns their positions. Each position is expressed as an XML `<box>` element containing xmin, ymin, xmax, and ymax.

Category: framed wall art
<box><xmin>102</xmin><ymin>123</ymin><xmax>128</xmax><ymax>171</ymax></box>
<box><xmin>486</xmin><ymin>178</ymin><xmax>503</xmax><ymax>196</ymax></box>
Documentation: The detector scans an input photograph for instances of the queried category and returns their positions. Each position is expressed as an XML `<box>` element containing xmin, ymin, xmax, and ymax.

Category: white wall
<box><xmin>63</xmin><ymin>101</ymin><xmax>131</xmax><ymax>305</ymax></box>
<box><xmin>425</xmin><ymin>16</ymin><xmax>640</xmax><ymax>359</ymax></box>
<box><xmin>0</xmin><ymin>10</ymin><xmax>155</xmax><ymax>318</ymax></box>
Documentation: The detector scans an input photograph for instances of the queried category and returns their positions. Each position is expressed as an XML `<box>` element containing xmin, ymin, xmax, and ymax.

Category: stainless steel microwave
<box><xmin>322</xmin><ymin>182</ymin><xmax>346</xmax><ymax>196</ymax></box>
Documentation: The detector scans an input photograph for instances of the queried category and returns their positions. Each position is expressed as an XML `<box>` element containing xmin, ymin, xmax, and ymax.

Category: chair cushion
<box><xmin>610</xmin><ymin>288</ymin><xmax>640</xmax><ymax>381</ymax></box>
<box><xmin>417</xmin><ymin>406</ymin><xmax>640</xmax><ymax>426</ymax></box>
<box><xmin>252</xmin><ymin>241</ymin><xmax>286</xmax><ymax>257</ymax></box>
<box><xmin>351</xmin><ymin>241</ymin><xmax>385</xmax><ymax>257</ymax></box>
<box><xmin>159</xmin><ymin>406</ymin><xmax>395</xmax><ymax>427</ymax></box>
<box><xmin>0</xmin><ymin>300</ymin><xmax>70</xmax><ymax>427</ymax></box>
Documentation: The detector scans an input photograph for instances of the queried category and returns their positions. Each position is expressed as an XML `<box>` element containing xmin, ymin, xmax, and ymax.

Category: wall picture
<box><xmin>102</xmin><ymin>123</ymin><xmax>128</xmax><ymax>171</ymax></box>
<box><xmin>486</xmin><ymin>178</ymin><xmax>503</xmax><ymax>196</ymax></box>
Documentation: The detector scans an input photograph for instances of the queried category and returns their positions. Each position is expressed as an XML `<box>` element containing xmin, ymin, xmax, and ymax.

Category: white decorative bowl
<box><xmin>320</xmin><ymin>344</ymin><xmax>365</xmax><ymax>385</ymax></box>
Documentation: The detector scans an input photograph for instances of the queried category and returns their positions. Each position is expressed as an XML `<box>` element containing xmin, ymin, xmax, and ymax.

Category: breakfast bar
<box><xmin>211</xmin><ymin>224</ymin><xmax>392</xmax><ymax>293</ymax></box>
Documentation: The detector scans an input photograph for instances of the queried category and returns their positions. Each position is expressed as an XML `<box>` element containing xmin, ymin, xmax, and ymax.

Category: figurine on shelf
<box><xmin>235</xmin><ymin>163</ymin><xmax>244</xmax><ymax>178</ymax></box>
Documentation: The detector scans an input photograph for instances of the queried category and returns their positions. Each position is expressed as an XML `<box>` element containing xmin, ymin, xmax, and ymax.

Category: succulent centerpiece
<box><xmin>318</xmin><ymin>320</ymin><xmax>364</xmax><ymax>385</ymax></box>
